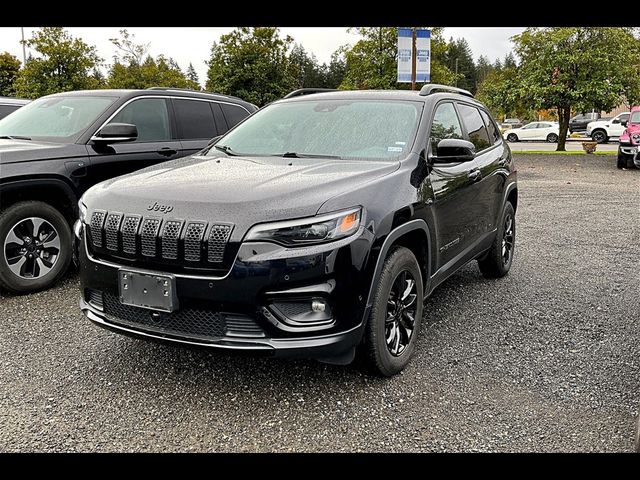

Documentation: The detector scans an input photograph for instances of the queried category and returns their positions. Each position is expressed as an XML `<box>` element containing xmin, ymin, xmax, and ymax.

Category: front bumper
<box><xmin>619</xmin><ymin>144</ymin><xmax>640</xmax><ymax>167</ymax></box>
<box><xmin>78</xmin><ymin>225</ymin><xmax>374</xmax><ymax>363</ymax></box>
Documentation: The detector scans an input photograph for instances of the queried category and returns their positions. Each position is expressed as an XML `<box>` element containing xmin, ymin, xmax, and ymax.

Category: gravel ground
<box><xmin>1</xmin><ymin>154</ymin><xmax>639</xmax><ymax>452</ymax></box>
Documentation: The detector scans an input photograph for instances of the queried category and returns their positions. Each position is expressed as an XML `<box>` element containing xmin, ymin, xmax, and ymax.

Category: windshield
<box><xmin>0</xmin><ymin>95</ymin><xmax>116</xmax><ymax>142</ymax></box>
<box><xmin>630</xmin><ymin>111</ymin><xmax>640</xmax><ymax>124</ymax></box>
<box><xmin>211</xmin><ymin>99</ymin><xmax>422</xmax><ymax>160</ymax></box>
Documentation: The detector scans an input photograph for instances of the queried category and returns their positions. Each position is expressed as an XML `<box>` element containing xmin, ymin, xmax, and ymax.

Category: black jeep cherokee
<box><xmin>0</xmin><ymin>88</ymin><xmax>257</xmax><ymax>294</ymax></box>
<box><xmin>77</xmin><ymin>85</ymin><xmax>517</xmax><ymax>376</ymax></box>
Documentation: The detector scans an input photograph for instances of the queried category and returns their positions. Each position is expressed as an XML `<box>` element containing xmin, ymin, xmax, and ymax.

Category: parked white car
<box><xmin>504</xmin><ymin>121</ymin><xmax>561</xmax><ymax>142</ymax></box>
<box><xmin>585</xmin><ymin>112</ymin><xmax>630</xmax><ymax>143</ymax></box>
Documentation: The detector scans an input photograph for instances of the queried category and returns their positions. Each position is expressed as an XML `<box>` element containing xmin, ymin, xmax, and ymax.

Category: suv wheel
<box><xmin>0</xmin><ymin>201</ymin><xmax>72</xmax><ymax>294</ymax></box>
<box><xmin>363</xmin><ymin>246</ymin><xmax>423</xmax><ymax>376</ymax></box>
<box><xmin>506</xmin><ymin>133</ymin><xmax>518</xmax><ymax>142</ymax></box>
<box><xmin>546</xmin><ymin>133</ymin><xmax>559</xmax><ymax>143</ymax></box>
<box><xmin>478</xmin><ymin>202</ymin><xmax>515</xmax><ymax>278</ymax></box>
<box><xmin>591</xmin><ymin>130</ymin><xmax>607</xmax><ymax>144</ymax></box>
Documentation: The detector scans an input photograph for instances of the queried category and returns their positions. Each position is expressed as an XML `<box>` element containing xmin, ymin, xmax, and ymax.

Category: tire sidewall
<box><xmin>0</xmin><ymin>201</ymin><xmax>72</xmax><ymax>294</ymax></box>
<box><xmin>498</xmin><ymin>202</ymin><xmax>516</xmax><ymax>274</ymax></box>
<box><xmin>368</xmin><ymin>247</ymin><xmax>424</xmax><ymax>376</ymax></box>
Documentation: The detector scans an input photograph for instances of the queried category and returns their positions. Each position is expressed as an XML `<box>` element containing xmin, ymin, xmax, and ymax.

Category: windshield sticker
<box><xmin>395</xmin><ymin>141</ymin><xmax>406</xmax><ymax>145</ymax></box>
<box><xmin>387</xmin><ymin>146</ymin><xmax>403</xmax><ymax>152</ymax></box>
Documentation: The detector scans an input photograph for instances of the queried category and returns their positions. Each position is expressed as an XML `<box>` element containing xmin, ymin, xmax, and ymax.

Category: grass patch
<box><xmin>514</xmin><ymin>150</ymin><xmax>616</xmax><ymax>156</ymax></box>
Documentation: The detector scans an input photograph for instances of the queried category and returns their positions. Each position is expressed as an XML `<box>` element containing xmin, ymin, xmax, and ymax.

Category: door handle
<box><xmin>468</xmin><ymin>169</ymin><xmax>482</xmax><ymax>182</ymax></box>
<box><xmin>158</xmin><ymin>147</ymin><xmax>178</xmax><ymax>157</ymax></box>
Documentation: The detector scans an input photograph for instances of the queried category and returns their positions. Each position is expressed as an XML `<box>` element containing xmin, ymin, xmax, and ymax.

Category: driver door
<box><xmin>86</xmin><ymin>97</ymin><xmax>182</xmax><ymax>188</ymax></box>
<box><xmin>519</xmin><ymin>122</ymin><xmax>540</xmax><ymax>140</ymax></box>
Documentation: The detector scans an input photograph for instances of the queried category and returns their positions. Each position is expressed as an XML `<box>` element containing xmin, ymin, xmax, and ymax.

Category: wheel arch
<box><xmin>364</xmin><ymin>219</ymin><xmax>432</xmax><ymax>312</ymax></box>
<box><xmin>0</xmin><ymin>178</ymin><xmax>79</xmax><ymax>224</ymax></box>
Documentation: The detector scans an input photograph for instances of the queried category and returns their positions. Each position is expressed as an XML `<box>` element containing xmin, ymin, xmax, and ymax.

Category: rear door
<box><xmin>86</xmin><ymin>96</ymin><xmax>182</xmax><ymax>186</ymax></box>
<box><xmin>519</xmin><ymin>122</ymin><xmax>541</xmax><ymax>140</ymax></box>
<box><xmin>172</xmin><ymin>98</ymin><xmax>222</xmax><ymax>157</ymax></box>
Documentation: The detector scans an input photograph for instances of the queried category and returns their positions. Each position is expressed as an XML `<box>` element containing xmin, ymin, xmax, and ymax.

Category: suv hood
<box><xmin>83</xmin><ymin>154</ymin><xmax>399</xmax><ymax>240</ymax></box>
<box><xmin>0</xmin><ymin>138</ymin><xmax>86</xmax><ymax>163</ymax></box>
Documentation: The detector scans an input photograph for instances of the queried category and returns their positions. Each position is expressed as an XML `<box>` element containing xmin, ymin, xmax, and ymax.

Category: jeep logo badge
<box><xmin>147</xmin><ymin>201</ymin><xmax>174</xmax><ymax>214</ymax></box>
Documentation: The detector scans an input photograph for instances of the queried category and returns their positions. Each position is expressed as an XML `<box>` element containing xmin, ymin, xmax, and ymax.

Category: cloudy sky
<box><xmin>0</xmin><ymin>27</ymin><xmax>526</xmax><ymax>86</ymax></box>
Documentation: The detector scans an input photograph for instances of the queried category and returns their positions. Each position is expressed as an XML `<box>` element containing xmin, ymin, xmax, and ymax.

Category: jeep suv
<box><xmin>77</xmin><ymin>85</ymin><xmax>517</xmax><ymax>376</ymax></box>
<box><xmin>617</xmin><ymin>106</ymin><xmax>640</xmax><ymax>169</ymax></box>
<box><xmin>0</xmin><ymin>88</ymin><xmax>257</xmax><ymax>294</ymax></box>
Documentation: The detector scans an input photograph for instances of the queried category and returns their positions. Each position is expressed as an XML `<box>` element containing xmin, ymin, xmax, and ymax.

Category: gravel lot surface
<box><xmin>1</xmin><ymin>154</ymin><xmax>638</xmax><ymax>452</ymax></box>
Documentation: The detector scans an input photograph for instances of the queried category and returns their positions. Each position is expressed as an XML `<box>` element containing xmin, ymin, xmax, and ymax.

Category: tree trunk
<box><xmin>556</xmin><ymin>105</ymin><xmax>571</xmax><ymax>151</ymax></box>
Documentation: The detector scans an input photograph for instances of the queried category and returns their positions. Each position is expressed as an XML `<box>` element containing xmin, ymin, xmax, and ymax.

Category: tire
<box><xmin>546</xmin><ymin>133</ymin><xmax>559</xmax><ymax>143</ymax></box>
<box><xmin>363</xmin><ymin>246</ymin><xmax>424</xmax><ymax>377</ymax></box>
<box><xmin>591</xmin><ymin>130</ymin><xmax>608</xmax><ymax>144</ymax></box>
<box><xmin>0</xmin><ymin>201</ymin><xmax>72</xmax><ymax>294</ymax></box>
<box><xmin>478</xmin><ymin>202</ymin><xmax>515</xmax><ymax>279</ymax></box>
<box><xmin>506</xmin><ymin>133</ymin><xmax>518</xmax><ymax>142</ymax></box>
<box><xmin>617</xmin><ymin>151</ymin><xmax>626</xmax><ymax>169</ymax></box>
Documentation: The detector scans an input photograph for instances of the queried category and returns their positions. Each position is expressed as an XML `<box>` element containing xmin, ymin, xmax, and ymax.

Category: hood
<box><xmin>621</xmin><ymin>124</ymin><xmax>640</xmax><ymax>144</ymax></box>
<box><xmin>83</xmin><ymin>154</ymin><xmax>399</xmax><ymax>240</ymax></box>
<box><xmin>0</xmin><ymin>138</ymin><xmax>87</xmax><ymax>164</ymax></box>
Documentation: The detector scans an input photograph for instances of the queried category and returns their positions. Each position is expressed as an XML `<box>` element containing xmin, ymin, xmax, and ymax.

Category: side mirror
<box><xmin>430</xmin><ymin>138</ymin><xmax>476</xmax><ymax>163</ymax></box>
<box><xmin>621</xmin><ymin>120</ymin><xmax>628</xmax><ymax>127</ymax></box>
<box><xmin>91</xmin><ymin>123</ymin><xmax>138</xmax><ymax>143</ymax></box>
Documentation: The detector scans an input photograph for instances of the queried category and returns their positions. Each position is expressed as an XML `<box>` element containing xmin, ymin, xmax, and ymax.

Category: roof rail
<box><xmin>419</xmin><ymin>84</ymin><xmax>473</xmax><ymax>98</ymax></box>
<box><xmin>146</xmin><ymin>87</ymin><xmax>243</xmax><ymax>101</ymax></box>
<box><xmin>282</xmin><ymin>88</ymin><xmax>338</xmax><ymax>99</ymax></box>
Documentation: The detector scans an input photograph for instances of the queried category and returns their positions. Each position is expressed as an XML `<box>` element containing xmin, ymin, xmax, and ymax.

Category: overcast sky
<box><xmin>0</xmin><ymin>27</ymin><xmax>526</xmax><ymax>86</ymax></box>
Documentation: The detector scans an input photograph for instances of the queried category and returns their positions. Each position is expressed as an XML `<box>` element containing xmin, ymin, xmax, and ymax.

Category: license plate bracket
<box><xmin>118</xmin><ymin>269</ymin><xmax>178</xmax><ymax>313</ymax></box>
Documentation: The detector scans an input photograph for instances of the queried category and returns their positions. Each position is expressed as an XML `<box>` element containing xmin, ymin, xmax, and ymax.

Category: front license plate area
<box><xmin>118</xmin><ymin>269</ymin><xmax>178</xmax><ymax>313</ymax></box>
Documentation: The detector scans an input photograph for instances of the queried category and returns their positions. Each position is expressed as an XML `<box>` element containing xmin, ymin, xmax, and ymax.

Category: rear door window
<box><xmin>220</xmin><ymin>103</ymin><xmax>249</xmax><ymax>129</ymax></box>
<box><xmin>173</xmin><ymin>99</ymin><xmax>217</xmax><ymax>140</ymax></box>
<box><xmin>479</xmin><ymin>109</ymin><xmax>501</xmax><ymax>144</ymax></box>
<box><xmin>457</xmin><ymin>103</ymin><xmax>492</xmax><ymax>151</ymax></box>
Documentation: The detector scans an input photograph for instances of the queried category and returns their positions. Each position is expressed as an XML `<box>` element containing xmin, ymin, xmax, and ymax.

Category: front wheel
<box><xmin>362</xmin><ymin>246</ymin><xmax>424</xmax><ymax>377</ymax></box>
<box><xmin>478</xmin><ymin>202</ymin><xmax>515</xmax><ymax>278</ymax></box>
<box><xmin>546</xmin><ymin>133</ymin><xmax>559</xmax><ymax>143</ymax></box>
<box><xmin>506</xmin><ymin>133</ymin><xmax>518</xmax><ymax>142</ymax></box>
<box><xmin>0</xmin><ymin>201</ymin><xmax>72</xmax><ymax>294</ymax></box>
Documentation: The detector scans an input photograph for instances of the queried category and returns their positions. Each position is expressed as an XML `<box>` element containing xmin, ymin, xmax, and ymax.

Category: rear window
<box><xmin>220</xmin><ymin>103</ymin><xmax>249</xmax><ymax>129</ymax></box>
<box><xmin>0</xmin><ymin>104</ymin><xmax>21</xmax><ymax>120</ymax></box>
<box><xmin>479</xmin><ymin>109</ymin><xmax>501</xmax><ymax>144</ymax></box>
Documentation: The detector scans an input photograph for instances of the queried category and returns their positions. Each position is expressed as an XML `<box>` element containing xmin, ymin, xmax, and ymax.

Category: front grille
<box><xmin>208</xmin><ymin>224</ymin><xmax>233</xmax><ymax>263</ymax></box>
<box><xmin>86</xmin><ymin>209</ymin><xmax>234</xmax><ymax>272</ymax></box>
<box><xmin>100</xmin><ymin>292</ymin><xmax>263</xmax><ymax>340</ymax></box>
<box><xmin>105</xmin><ymin>213</ymin><xmax>123</xmax><ymax>251</ymax></box>
<box><xmin>121</xmin><ymin>215</ymin><xmax>141</xmax><ymax>254</ymax></box>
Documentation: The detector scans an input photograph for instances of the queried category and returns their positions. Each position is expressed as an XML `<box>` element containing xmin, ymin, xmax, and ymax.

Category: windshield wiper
<box><xmin>213</xmin><ymin>144</ymin><xmax>241</xmax><ymax>156</ymax></box>
<box><xmin>0</xmin><ymin>135</ymin><xmax>32</xmax><ymax>140</ymax></box>
<box><xmin>281</xmin><ymin>152</ymin><xmax>343</xmax><ymax>159</ymax></box>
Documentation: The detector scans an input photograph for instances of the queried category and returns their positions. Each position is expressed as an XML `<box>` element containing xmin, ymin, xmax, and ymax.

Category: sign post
<box><xmin>398</xmin><ymin>28</ymin><xmax>430</xmax><ymax>88</ymax></box>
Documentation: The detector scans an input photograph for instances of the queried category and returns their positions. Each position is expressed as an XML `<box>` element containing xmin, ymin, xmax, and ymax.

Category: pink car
<box><xmin>617</xmin><ymin>106</ymin><xmax>640</xmax><ymax>169</ymax></box>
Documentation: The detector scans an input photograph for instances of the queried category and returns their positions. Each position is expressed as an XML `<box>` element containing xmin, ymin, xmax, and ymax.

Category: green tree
<box><xmin>512</xmin><ymin>27</ymin><xmax>640</xmax><ymax>150</ymax></box>
<box><xmin>289</xmin><ymin>44</ymin><xmax>326</xmax><ymax>88</ymax></box>
<box><xmin>323</xmin><ymin>51</ymin><xmax>347</xmax><ymax>89</ymax></box>
<box><xmin>206</xmin><ymin>27</ymin><xmax>298</xmax><ymax>106</ymax></box>
<box><xmin>338</xmin><ymin>27</ymin><xmax>458</xmax><ymax>90</ymax></box>
<box><xmin>475</xmin><ymin>55</ymin><xmax>493</xmax><ymax>86</ymax></box>
<box><xmin>445</xmin><ymin>37</ymin><xmax>477</xmax><ymax>93</ymax></box>
<box><xmin>186</xmin><ymin>63</ymin><xmax>200</xmax><ymax>90</ymax></box>
<box><xmin>106</xmin><ymin>30</ymin><xmax>193</xmax><ymax>89</ymax></box>
<box><xmin>0</xmin><ymin>52</ymin><xmax>21</xmax><ymax>96</ymax></box>
<box><xmin>13</xmin><ymin>27</ymin><xmax>103</xmax><ymax>99</ymax></box>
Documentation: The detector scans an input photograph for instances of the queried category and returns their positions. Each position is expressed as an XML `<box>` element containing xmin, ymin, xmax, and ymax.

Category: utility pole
<box><xmin>455</xmin><ymin>58</ymin><xmax>459</xmax><ymax>87</ymax></box>
<box><xmin>411</xmin><ymin>27</ymin><xmax>417</xmax><ymax>91</ymax></box>
<box><xmin>21</xmin><ymin>27</ymin><xmax>26</xmax><ymax>66</ymax></box>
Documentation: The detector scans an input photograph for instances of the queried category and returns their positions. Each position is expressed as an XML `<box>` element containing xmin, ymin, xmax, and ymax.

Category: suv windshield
<box><xmin>212</xmin><ymin>99</ymin><xmax>422</xmax><ymax>160</ymax></box>
<box><xmin>630</xmin><ymin>111</ymin><xmax>640</xmax><ymax>124</ymax></box>
<box><xmin>0</xmin><ymin>95</ymin><xmax>116</xmax><ymax>142</ymax></box>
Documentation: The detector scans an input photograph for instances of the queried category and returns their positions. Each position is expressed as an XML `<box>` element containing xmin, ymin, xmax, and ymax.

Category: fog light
<box><xmin>311</xmin><ymin>299</ymin><xmax>327</xmax><ymax>313</ymax></box>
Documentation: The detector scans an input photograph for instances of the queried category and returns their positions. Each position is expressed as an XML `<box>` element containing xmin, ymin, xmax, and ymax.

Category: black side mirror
<box><xmin>91</xmin><ymin>123</ymin><xmax>138</xmax><ymax>143</ymax></box>
<box><xmin>430</xmin><ymin>138</ymin><xmax>476</xmax><ymax>164</ymax></box>
<box><xmin>621</xmin><ymin>120</ymin><xmax>628</xmax><ymax>127</ymax></box>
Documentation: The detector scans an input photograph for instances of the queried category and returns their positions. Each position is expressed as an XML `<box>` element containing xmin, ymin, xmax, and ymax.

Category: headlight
<box><xmin>245</xmin><ymin>207</ymin><xmax>362</xmax><ymax>246</ymax></box>
<box><xmin>78</xmin><ymin>198</ymin><xmax>87</xmax><ymax>223</ymax></box>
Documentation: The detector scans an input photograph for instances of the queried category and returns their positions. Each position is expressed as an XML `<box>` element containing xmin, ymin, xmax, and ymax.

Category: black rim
<box><xmin>3</xmin><ymin>217</ymin><xmax>61</xmax><ymax>279</ymax></box>
<box><xmin>593</xmin><ymin>132</ymin><xmax>604</xmax><ymax>142</ymax></box>
<box><xmin>507</xmin><ymin>134</ymin><xmax>516</xmax><ymax>142</ymax></box>
<box><xmin>548</xmin><ymin>134</ymin><xmax>558</xmax><ymax>142</ymax></box>
<box><xmin>385</xmin><ymin>270</ymin><xmax>418</xmax><ymax>357</ymax></box>
<box><xmin>502</xmin><ymin>213</ymin><xmax>514</xmax><ymax>266</ymax></box>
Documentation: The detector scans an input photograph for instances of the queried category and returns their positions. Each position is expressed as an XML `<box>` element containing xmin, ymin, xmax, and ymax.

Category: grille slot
<box><xmin>121</xmin><ymin>215</ymin><xmax>142</xmax><ymax>254</ymax></box>
<box><xmin>102</xmin><ymin>292</ymin><xmax>228</xmax><ymax>340</ymax></box>
<box><xmin>140</xmin><ymin>218</ymin><xmax>161</xmax><ymax>257</ymax></box>
<box><xmin>105</xmin><ymin>213</ymin><xmax>123</xmax><ymax>251</ymax></box>
<box><xmin>161</xmin><ymin>220</ymin><xmax>184</xmax><ymax>260</ymax></box>
<box><xmin>90</xmin><ymin>211</ymin><xmax>106</xmax><ymax>247</ymax></box>
<box><xmin>85</xmin><ymin>288</ymin><xmax>104</xmax><ymax>311</ymax></box>
<box><xmin>208</xmin><ymin>224</ymin><xmax>233</xmax><ymax>263</ymax></box>
<box><xmin>184</xmin><ymin>222</ymin><xmax>206</xmax><ymax>262</ymax></box>
<box><xmin>225</xmin><ymin>314</ymin><xmax>265</xmax><ymax>338</ymax></box>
